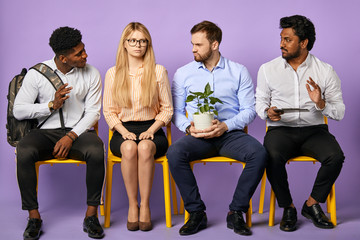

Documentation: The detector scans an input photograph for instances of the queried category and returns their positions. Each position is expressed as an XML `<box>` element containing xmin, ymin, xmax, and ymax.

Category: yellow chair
<box><xmin>175</xmin><ymin>126</ymin><xmax>257</xmax><ymax>228</ymax></box>
<box><xmin>258</xmin><ymin>117</ymin><xmax>337</xmax><ymax>226</ymax></box>
<box><xmin>104</xmin><ymin>123</ymin><xmax>172</xmax><ymax>228</ymax></box>
<box><xmin>35</xmin><ymin>122</ymin><xmax>105</xmax><ymax>216</ymax></box>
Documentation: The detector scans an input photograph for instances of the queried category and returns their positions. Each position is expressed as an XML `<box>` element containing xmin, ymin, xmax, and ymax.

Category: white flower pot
<box><xmin>193</xmin><ymin>112</ymin><xmax>214</xmax><ymax>130</ymax></box>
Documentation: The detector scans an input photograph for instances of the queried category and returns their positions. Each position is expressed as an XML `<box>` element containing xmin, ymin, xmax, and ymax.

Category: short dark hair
<box><xmin>49</xmin><ymin>26</ymin><xmax>82</xmax><ymax>56</ymax></box>
<box><xmin>280</xmin><ymin>15</ymin><xmax>316</xmax><ymax>51</ymax></box>
<box><xmin>191</xmin><ymin>20</ymin><xmax>222</xmax><ymax>45</ymax></box>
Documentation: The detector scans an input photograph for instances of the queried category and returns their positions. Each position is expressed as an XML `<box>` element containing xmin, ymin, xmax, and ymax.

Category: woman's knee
<box><xmin>137</xmin><ymin>140</ymin><xmax>156</xmax><ymax>160</ymax></box>
<box><xmin>121</xmin><ymin>141</ymin><xmax>138</xmax><ymax>159</ymax></box>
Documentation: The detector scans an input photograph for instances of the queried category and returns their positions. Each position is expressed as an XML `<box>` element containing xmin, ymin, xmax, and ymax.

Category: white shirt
<box><xmin>14</xmin><ymin>58</ymin><xmax>102</xmax><ymax>136</ymax></box>
<box><xmin>255</xmin><ymin>54</ymin><xmax>345</xmax><ymax>127</ymax></box>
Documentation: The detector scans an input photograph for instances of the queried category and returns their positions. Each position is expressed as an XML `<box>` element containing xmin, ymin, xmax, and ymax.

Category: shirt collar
<box><xmin>282</xmin><ymin>52</ymin><xmax>312</xmax><ymax>69</ymax></box>
<box><xmin>197</xmin><ymin>55</ymin><xmax>225</xmax><ymax>71</ymax></box>
<box><xmin>129</xmin><ymin>65</ymin><xmax>144</xmax><ymax>76</ymax></box>
<box><xmin>51</xmin><ymin>56</ymin><xmax>77</xmax><ymax>75</ymax></box>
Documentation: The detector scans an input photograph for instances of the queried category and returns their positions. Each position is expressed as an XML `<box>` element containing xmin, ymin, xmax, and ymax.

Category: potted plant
<box><xmin>185</xmin><ymin>83</ymin><xmax>223</xmax><ymax>130</ymax></box>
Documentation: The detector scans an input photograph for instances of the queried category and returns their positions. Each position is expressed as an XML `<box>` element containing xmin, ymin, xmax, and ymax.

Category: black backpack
<box><xmin>6</xmin><ymin>63</ymin><xmax>64</xmax><ymax>147</ymax></box>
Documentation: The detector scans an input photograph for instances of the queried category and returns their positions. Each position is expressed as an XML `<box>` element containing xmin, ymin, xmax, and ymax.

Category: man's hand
<box><xmin>53</xmin><ymin>83</ymin><xmax>73</xmax><ymax>110</ymax></box>
<box><xmin>189</xmin><ymin>120</ymin><xmax>228</xmax><ymax>139</ymax></box>
<box><xmin>53</xmin><ymin>136</ymin><xmax>73</xmax><ymax>159</ymax></box>
<box><xmin>306</xmin><ymin>77</ymin><xmax>325</xmax><ymax>109</ymax></box>
<box><xmin>267</xmin><ymin>106</ymin><xmax>282</xmax><ymax>121</ymax></box>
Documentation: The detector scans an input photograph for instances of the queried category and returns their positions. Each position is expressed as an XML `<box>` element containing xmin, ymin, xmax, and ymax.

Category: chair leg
<box><xmin>259</xmin><ymin>171</ymin><xmax>267</xmax><ymax>214</ymax></box>
<box><xmin>326</xmin><ymin>195</ymin><xmax>330</xmax><ymax>213</ymax></box>
<box><xmin>104</xmin><ymin>161</ymin><xmax>114</xmax><ymax>228</ymax></box>
<box><xmin>269</xmin><ymin>188</ymin><xmax>276</xmax><ymax>226</ymax></box>
<box><xmin>162</xmin><ymin>161</ymin><xmax>172</xmax><ymax>228</ymax></box>
<box><xmin>35</xmin><ymin>163</ymin><xmax>40</xmax><ymax>194</ymax></box>
<box><xmin>329</xmin><ymin>184</ymin><xmax>337</xmax><ymax>226</ymax></box>
<box><xmin>184</xmin><ymin>210</ymin><xmax>190</xmax><ymax>223</ymax></box>
<box><xmin>170</xmin><ymin>173</ymin><xmax>179</xmax><ymax>215</ymax></box>
<box><xmin>179</xmin><ymin>198</ymin><xmax>185</xmax><ymax>215</ymax></box>
<box><xmin>246</xmin><ymin>199</ymin><xmax>252</xmax><ymax>227</ymax></box>
<box><xmin>100</xmin><ymin>205</ymin><xmax>105</xmax><ymax>216</ymax></box>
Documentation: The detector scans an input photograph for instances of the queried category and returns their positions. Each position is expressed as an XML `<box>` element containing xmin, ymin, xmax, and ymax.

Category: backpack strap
<box><xmin>30</xmin><ymin>63</ymin><xmax>65</xmax><ymax>130</ymax></box>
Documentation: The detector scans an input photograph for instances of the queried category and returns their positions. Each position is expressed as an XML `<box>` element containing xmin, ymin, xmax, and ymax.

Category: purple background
<box><xmin>1</xmin><ymin>0</ymin><xmax>359</xmax><ymax>239</ymax></box>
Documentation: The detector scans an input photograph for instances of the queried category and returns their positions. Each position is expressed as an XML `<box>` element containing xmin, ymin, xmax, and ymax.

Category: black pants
<box><xmin>16</xmin><ymin>128</ymin><xmax>105</xmax><ymax>210</ymax></box>
<box><xmin>264</xmin><ymin>124</ymin><xmax>344</xmax><ymax>208</ymax></box>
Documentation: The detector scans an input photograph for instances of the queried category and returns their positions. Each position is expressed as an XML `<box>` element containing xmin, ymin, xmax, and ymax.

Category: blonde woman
<box><xmin>103</xmin><ymin>22</ymin><xmax>173</xmax><ymax>231</ymax></box>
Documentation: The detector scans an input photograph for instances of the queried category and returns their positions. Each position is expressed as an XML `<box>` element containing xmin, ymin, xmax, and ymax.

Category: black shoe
<box><xmin>179</xmin><ymin>211</ymin><xmax>207</xmax><ymax>236</ymax></box>
<box><xmin>83</xmin><ymin>215</ymin><xmax>105</xmax><ymax>239</ymax></box>
<box><xmin>23</xmin><ymin>218</ymin><xmax>42</xmax><ymax>240</ymax></box>
<box><xmin>226</xmin><ymin>211</ymin><xmax>252</xmax><ymax>236</ymax></box>
<box><xmin>280</xmin><ymin>207</ymin><xmax>297</xmax><ymax>232</ymax></box>
<box><xmin>301</xmin><ymin>201</ymin><xmax>334</xmax><ymax>229</ymax></box>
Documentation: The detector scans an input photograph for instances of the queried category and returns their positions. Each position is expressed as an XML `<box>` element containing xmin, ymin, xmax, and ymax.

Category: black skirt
<box><xmin>110</xmin><ymin>119</ymin><xmax>168</xmax><ymax>159</ymax></box>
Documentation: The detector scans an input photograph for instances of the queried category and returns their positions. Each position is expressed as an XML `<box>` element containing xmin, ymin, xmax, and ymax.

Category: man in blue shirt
<box><xmin>167</xmin><ymin>21</ymin><xmax>267</xmax><ymax>236</ymax></box>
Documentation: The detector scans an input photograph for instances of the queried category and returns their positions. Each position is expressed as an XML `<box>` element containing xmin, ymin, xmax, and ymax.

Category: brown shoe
<box><xmin>127</xmin><ymin>221</ymin><xmax>139</xmax><ymax>231</ymax></box>
<box><xmin>139</xmin><ymin>221</ymin><xmax>152</xmax><ymax>231</ymax></box>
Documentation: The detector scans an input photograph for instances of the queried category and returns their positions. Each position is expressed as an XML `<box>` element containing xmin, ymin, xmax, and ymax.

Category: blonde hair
<box><xmin>112</xmin><ymin>22</ymin><xmax>157</xmax><ymax>108</ymax></box>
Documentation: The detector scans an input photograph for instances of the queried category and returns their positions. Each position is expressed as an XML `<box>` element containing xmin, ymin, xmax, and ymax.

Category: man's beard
<box><xmin>194</xmin><ymin>47</ymin><xmax>213</xmax><ymax>62</ymax></box>
<box><xmin>281</xmin><ymin>47</ymin><xmax>301</xmax><ymax>61</ymax></box>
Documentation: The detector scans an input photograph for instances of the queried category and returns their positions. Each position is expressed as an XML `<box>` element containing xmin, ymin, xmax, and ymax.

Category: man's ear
<box><xmin>211</xmin><ymin>40</ymin><xmax>219</xmax><ymax>51</ymax></box>
<box><xmin>301</xmin><ymin>39</ymin><xmax>309</xmax><ymax>49</ymax></box>
<box><xmin>58</xmin><ymin>55</ymin><xmax>68</xmax><ymax>64</ymax></box>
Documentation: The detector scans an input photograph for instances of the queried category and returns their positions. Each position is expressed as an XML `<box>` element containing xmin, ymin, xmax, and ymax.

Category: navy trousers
<box><xmin>167</xmin><ymin>130</ymin><xmax>267</xmax><ymax>213</ymax></box>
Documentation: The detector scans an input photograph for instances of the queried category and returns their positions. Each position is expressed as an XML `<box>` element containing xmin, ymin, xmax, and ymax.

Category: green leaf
<box><xmin>204</xmin><ymin>104</ymin><xmax>210</xmax><ymax>111</ymax></box>
<box><xmin>190</xmin><ymin>91</ymin><xmax>203</xmax><ymax>96</ymax></box>
<box><xmin>204</xmin><ymin>83</ymin><xmax>211</xmax><ymax>95</ymax></box>
<box><xmin>186</xmin><ymin>95</ymin><xmax>196</xmax><ymax>102</ymax></box>
<box><xmin>213</xmin><ymin>110</ymin><xmax>218</xmax><ymax>116</ymax></box>
<box><xmin>200</xmin><ymin>106</ymin><xmax>205</xmax><ymax>113</ymax></box>
<box><xmin>209</xmin><ymin>97</ymin><xmax>223</xmax><ymax>104</ymax></box>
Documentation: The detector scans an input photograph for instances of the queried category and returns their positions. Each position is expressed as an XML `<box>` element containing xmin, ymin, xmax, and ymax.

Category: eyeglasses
<box><xmin>127</xmin><ymin>39</ymin><xmax>148</xmax><ymax>47</ymax></box>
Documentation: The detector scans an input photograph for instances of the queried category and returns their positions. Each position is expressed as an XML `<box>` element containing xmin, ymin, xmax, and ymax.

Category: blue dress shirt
<box><xmin>172</xmin><ymin>56</ymin><xmax>256</xmax><ymax>132</ymax></box>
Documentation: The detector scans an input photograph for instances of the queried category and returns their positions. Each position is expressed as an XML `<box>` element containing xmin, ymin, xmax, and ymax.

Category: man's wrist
<box><xmin>185</xmin><ymin>125</ymin><xmax>191</xmax><ymax>135</ymax></box>
<box><xmin>48</xmin><ymin>101</ymin><xmax>54</xmax><ymax>112</ymax></box>
<box><xmin>264</xmin><ymin>107</ymin><xmax>270</xmax><ymax>118</ymax></box>
<box><xmin>316</xmin><ymin>100</ymin><xmax>326</xmax><ymax>110</ymax></box>
<box><xmin>66</xmin><ymin>131</ymin><xmax>78</xmax><ymax>142</ymax></box>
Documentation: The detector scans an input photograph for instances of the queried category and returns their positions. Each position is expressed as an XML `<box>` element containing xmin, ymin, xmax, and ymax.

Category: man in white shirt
<box><xmin>14</xmin><ymin>27</ymin><xmax>105</xmax><ymax>239</ymax></box>
<box><xmin>256</xmin><ymin>15</ymin><xmax>345</xmax><ymax>232</ymax></box>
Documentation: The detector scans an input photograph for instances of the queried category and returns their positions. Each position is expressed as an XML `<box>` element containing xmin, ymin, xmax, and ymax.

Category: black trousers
<box><xmin>264</xmin><ymin>124</ymin><xmax>344</xmax><ymax>208</ymax></box>
<box><xmin>16</xmin><ymin>128</ymin><xmax>105</xmax><ymax>210</ymax></box>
